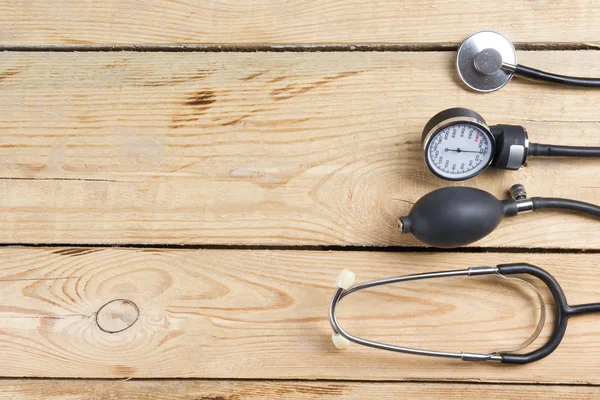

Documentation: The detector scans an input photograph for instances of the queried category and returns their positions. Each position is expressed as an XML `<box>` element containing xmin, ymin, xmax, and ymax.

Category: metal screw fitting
<box><xmin>509</xmin><ymin>184</ymin><xmax>528</xmax><ymax>200</ymax></box>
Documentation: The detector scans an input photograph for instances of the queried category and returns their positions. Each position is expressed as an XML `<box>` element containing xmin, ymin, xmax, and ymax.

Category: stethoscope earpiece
<box><xmin>331</xmin><ymin>269</ymin><xmax>355</xmax><ymax>349</ymax></box>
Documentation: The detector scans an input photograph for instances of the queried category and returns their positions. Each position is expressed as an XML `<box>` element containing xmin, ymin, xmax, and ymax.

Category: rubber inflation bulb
<box><xmin>399</xmin><ymin>187</ymin><xmax>506</xmax><ymax>248</ymax></box>
<box><xmin>336</xmin><ymin>269</ymin><xmax>355</xmax><ymax>290</ymax></box>
<box><xmin>332</xmin><ymin>333</ymin><xmax>351</xmax><ymax>349</ymax></box>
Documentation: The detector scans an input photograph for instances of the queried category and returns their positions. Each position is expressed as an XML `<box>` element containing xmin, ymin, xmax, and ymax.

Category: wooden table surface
<box><xmin>1</xmin><ymin>1</ymin><xmax>600</xmax><ymax>398</ymax></box>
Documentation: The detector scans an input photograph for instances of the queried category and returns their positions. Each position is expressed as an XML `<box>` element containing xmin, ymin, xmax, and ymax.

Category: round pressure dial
<box><xmin>422</xmin><ymin>108</ymin><xmax>495</xmax><ymax>181</ymax></box>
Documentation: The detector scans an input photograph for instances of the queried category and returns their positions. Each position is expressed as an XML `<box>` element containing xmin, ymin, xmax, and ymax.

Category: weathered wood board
<box><xmin>2</xmin><ymin>1</ymin><xmax>600</xmax><ymax>397</ymax></box>
<box><xmin>1</xmin><ymin>1</ymin><xmax>600</xmax><ymax>45</ymax></box>
<box><xmin>1</xmin><ymin>380</ymin><xmax>598</xmax><ymax>400</ymax></box>
<box><xmin>2</xmin><ymin>51</ymin><xmax>600</xmax><ymax>247</ymax></box>
<box><xmin>0</xmin><ymin>248</ymin><xmax>598</xmax><ymax>383</ymax></box>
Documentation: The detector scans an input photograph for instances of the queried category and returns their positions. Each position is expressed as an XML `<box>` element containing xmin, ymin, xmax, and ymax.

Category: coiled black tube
<box><xmin>531</xmin><ymin>197</ymin><xmax>600</xmax><ymax>217</ymax></box>
<box><xmin>529</xmin><ymin>143</ymin><xmax>600</xmax><ymax>157</ymax></box>
<box><xmin>515</xmin><ymin>64</ymin><xmax>600</xmax><ymax>87</ymax></box>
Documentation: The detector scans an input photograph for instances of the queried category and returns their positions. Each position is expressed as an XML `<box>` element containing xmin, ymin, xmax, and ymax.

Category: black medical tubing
<box><xmin>497</xmin><ymin>263</ymin><xmax>600</xmax><ymax>364</ymax></box>
<box><xmin>515</xmin><ymin>64</ymin><xmax>600</xmax><ymax>87</ymax></box>
<box><xmin>529</xmin><ymin>143</ymin><xmax>600</xmax><ymax>157</ymax></box>
<box><xmin>531</xmin><ymin>197</ymin><xmax>600</xmax><ymax>217</ymax></box>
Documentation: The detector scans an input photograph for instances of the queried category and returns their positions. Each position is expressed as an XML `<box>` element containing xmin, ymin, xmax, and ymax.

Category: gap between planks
<box><xmin>0</xmin><ymin>243</ymin><xmax>599</xmax><ymax>254</ymax></box>
<box><xmin>1</xmin><ymin>43</ymin><xmax>600</xmax><ymax>53</ymax></box>
<box><xmin>0</xmin><ymin>379</ymin><xmax>599</xmax><ymax>399</ymax></box>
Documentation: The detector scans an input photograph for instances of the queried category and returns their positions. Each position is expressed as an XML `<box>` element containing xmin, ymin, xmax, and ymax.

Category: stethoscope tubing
<box><xmin>514</xmin><ymin>64</ymin><xmax>600</xmax><ymax>87</ymax></box>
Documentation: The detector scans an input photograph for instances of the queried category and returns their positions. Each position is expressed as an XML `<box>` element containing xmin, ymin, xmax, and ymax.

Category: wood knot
<box><xmin>95</xmin><ymin>299</ymin><xmax>139</xmax><ymax>333</ymax></box>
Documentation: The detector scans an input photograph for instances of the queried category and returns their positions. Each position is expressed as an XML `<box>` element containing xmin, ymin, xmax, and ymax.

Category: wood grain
<box><xmin>1</xmin><ymin>1</ymin><xmax>600</xmax><ymax>45</ymax></box>
<box><xmin>0</xmin><ymin>247</ymin><xmax>599</xmax><ymax>382</ymax></box>
<box><xmin>2</xmin><ymin>51</ymin><xmax>600</xmax><ymax>247</ymax></box>
<box><xmin>1</xmin><ymin>380</ymin><xmax>599</xmax><ymax>400</ymax></box>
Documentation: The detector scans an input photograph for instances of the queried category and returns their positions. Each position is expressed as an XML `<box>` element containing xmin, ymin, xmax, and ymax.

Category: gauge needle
<box><xmin>444</xmin><ymin>148</ymin><xmax>480</xmax><ymax>154</ymax></box>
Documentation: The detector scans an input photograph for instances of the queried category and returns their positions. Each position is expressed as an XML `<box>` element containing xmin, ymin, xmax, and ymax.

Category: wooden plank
<box><xmin>0</xmin><ymin>247</ymin><xmax>598</xmax><ymax>382</ymax></box>
<box><xmin>1</xmin><ymin>51</ymin><xmax>600</xmax><ymax>247</ymax></box>
<box><xmin>1</xmin><ymin>380</ymin><xmax>599</xmax><ymax>400</ymax></box>
<box><xmin>1</xmin><ymin>1</ymin><xmax>600</xmax><ymax>45</ymax></box>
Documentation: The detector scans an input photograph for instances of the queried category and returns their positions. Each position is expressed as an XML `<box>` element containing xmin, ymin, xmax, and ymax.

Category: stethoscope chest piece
<box><xmin>457</xmin><ymin>31</ymin><xmax>517</xmax><ymax>92</ymax></box>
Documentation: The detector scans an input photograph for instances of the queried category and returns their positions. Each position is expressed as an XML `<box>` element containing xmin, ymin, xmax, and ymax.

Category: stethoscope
<box><xmin>399</xmin><ymin>183</ymin><xmax>600</xmax><ymax>248</ymax></box>
<box><xmin>457</xmin><ymin>31</ymin><xmax>600</xmax><ymax>92</ymax></box>
<box><xmin>422</xmin><ymin>108</ymin><xmax>600</xmax><ymax>181</ymax></box>
<box><xmin>330</xmin><ymin>263</ymin><xmax>600</xmax><ymax>364</ymax></box>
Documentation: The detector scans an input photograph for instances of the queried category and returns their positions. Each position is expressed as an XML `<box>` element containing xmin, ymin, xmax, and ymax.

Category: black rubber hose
<box><xmin>531</xmin><ymin>197</ymin><xmax>600</xmax><ymax>217</ymax></box>
<box><xmin>498</xmin><ymin>263</ymin><xmax>600</xmax><ymax>364</ymax></box>
<box><xmin>569</xmin><ymin>303</ymin><xmax>600</xmax><ymax>316</ymax></box>
<box><xmin>497</xmin><ymin>263</ymin><xmax>568</xmax><ymax>364</ymax></box>
<box><xmin>529</xmin><ymin>143</ymin><xmax>600</xmax><ymax>157</ymax></box>
<box><xmin>515</xmin><ymin>64</ymin><xmax>600</xmax><ymax>87</ymax></box>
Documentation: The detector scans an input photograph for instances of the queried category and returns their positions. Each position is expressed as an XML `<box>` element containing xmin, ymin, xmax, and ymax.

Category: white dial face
<box><xmin>426</xmin><ymin>123</ymin><xmax>493</xmax><ymax>180</ymax></box>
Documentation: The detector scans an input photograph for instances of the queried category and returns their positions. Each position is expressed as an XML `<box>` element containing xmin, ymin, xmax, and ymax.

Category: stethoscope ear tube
<box><xmin>330</xmin><ymin>264</ymin><xmax>600</xmax><ymax>364</ymax></box>
<box><xmin>329</xmin><ymin>267</ymin><xmax>504</xmax><ymax>362</ymax></box>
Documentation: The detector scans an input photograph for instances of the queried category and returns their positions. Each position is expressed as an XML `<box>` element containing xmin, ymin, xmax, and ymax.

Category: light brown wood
<box><xmin>0</xmin><ymin>247</ymin><xmax>598</xmax><ymax>382</ymax></box>
<box><xmin>1</xmin><ymin>51</ymin><xmax>600</xmax><ymax>247</ymax></box>
<box><xmin>1</xmin><ymin>1</ymin><xmax>600</xmax><ymax>45</ymax></box>
<box><xmin>1</xmin><ymin>379</ymin><xmax>599</xmax><ymax>400</ymax></box>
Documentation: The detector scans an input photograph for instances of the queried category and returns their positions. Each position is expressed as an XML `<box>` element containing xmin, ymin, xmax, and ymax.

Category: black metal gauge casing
<box><xmin>421</xmin><ymin>108</ymin><xmax>496</xmax><ymax>181</ymax></box>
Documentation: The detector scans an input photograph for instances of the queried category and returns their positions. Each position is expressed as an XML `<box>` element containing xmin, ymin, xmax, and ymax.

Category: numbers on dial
<box><xmin>426</xmin><ymin>123</ymin><xmax>493</xmax><ymax>180</ymax></box>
